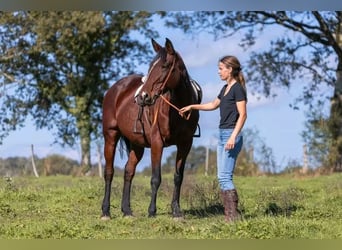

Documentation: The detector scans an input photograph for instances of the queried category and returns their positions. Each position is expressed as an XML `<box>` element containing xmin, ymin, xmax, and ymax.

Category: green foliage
<box><xmin>164</xmin><ymin>11</ymin><xmax>338</xmax><ymax>102</ymax></box>
<box><xmin>181</xmin><ymin>175</ymin><xmax>223</xmax><ymax>217</ymax></box>
<box><xmin>0</xmin><ymin>157</ymin><xmax>31</xmax><ymax>176</ymax></box>
<box><xmin>39</xmin><ymin>154</ymin><xmax>80</xmax><ymax>176</ymax></box>
<box><xmin>159</xmin><ymin>127</ymin><xmax>275</xmax><ymax>175</ymax></box>
<box><xmin>302</xmin><ymin>101</ymin><xmax>333</xmax><ymax>169</ymax></box>
<box><xmin>235</xmin><ymin>147</ymin><xmax>259</xmax><ymax>176</ymax></box>
<box><xmin>0</xmin><ymin>173</ymin><xmax>341</xmax><ymax>239</ymax></box>
<box><xmin>0</xmin><ymin>11</ymin><xmax>158</xmax><ymax>167</ymax></box>
<box><xmin>237</xmin><ymin>127</ymin><xmax>276</xmax><ymax>174</ymax></box>
<box><xmin>163</xmin><ymin>11</ymin><xmax>342</xmax><ymax>171</ymax></box>
<box><xmin>256</xmin><ymin>186</ymin><xmax>305</xmax><ymax>217</ymax></box>
<box><xmin>302</xmin><ymin>100</ymin><xmax>342</xmax><ymax>172</ymax></box>
<box><xmin>0</xmin><ymin>154</ymin><xmax>80</xmax><ymax>176</ymax></box>
<box><xmin>160</xmin><ymin>145</ymin><xmax>211</xmax><ymax>175</ymax></box>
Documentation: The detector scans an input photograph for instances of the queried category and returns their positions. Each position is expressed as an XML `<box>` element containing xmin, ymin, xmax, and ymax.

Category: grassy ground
<box><xmin>0</xmin><ymin>172</ymin><xmax>341</xmax><ymax>239</ymax></box>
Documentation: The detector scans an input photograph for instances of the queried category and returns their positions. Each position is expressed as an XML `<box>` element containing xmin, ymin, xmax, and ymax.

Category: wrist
<box><xmin>229</xmin><ymin>135</ymin><xmax>236</xmax><ymax>141</ymax></box>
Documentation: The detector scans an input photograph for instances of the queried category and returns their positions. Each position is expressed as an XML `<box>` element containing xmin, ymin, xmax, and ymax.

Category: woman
<box><xmin>179</xmin><ymin>55</ymin><xmax>247</xmax><ymax>222</ymax></box>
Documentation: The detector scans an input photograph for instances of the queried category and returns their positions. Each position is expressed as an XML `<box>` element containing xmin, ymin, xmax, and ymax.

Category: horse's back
<box><xmin>105</xmin><ymin>74</ymin><xmax>143</xmax><ymax>98</ymax></box>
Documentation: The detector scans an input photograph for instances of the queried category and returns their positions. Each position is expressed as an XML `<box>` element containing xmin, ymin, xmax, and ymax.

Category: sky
<box><xmin>0</xmin><ymin>16</ymin><xmax>333</xmax><ymax>172</ymax></box>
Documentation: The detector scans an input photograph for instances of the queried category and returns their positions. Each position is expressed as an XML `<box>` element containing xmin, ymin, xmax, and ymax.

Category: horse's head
<box><xmin>138</xmin><ymin>38</ymin><xmax>186</xmax><ymax>105</ymax></box>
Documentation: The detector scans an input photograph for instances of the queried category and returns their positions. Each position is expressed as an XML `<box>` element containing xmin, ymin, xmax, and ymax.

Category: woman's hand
<box><xmin>225</xmin><ymin>136</ymin><xmax>236</xmax><ymax>150</ymax></box>
<box><xmin>179</xmin><ymin>105</ymin><xmax>192</xmax><ymax>117</ymax></box>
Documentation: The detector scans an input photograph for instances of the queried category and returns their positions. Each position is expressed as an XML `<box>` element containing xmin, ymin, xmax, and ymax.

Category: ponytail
<box><xmin>238</xmin><ymin>71</ymin><xmax>246</xmax><ymax>92</ymax></box>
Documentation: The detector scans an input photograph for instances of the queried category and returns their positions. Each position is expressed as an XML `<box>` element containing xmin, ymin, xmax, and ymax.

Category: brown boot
<box><xmin>220</xmin><ymin>189</ymin><xmax>241</xmax><ymax>223</ymax></box>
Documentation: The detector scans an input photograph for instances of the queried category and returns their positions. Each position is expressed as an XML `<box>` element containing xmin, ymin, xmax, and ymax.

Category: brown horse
<box><xmin>101</xmin><ymin>38</ymin><xmax>202</xmax><ymax>220</ymax></box>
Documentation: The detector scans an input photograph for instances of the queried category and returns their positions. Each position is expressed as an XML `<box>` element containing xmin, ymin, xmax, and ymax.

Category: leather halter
<box><xmin>136</xmin><ymin>54</ymin><xmax>192</xmax><ymax>129</ymax></box>
<box><xmin>150</xmin><ymin>56</ymin><xmax>176</xmax><ymax>98</ymax></box>
<box><xmin>136</xmin><ymin>56</ymin><xmax>176</xmax><ymax>106</ymax></box>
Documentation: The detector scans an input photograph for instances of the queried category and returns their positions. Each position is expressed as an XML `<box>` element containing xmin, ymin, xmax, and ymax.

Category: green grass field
<box><xmin>0</xmin><ymin>172</ymin><xmax>341</xmax><ymax>239</ymax></box>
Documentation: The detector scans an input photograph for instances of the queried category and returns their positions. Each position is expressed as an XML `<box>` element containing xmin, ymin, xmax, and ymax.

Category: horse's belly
<box><xmin>117</xmin><ymin>107</ymin><xmax>152</xmax><ymax>147</ymax></box>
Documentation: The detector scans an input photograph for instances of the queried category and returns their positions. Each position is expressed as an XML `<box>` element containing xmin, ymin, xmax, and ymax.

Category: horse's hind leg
<box><xmin>121</xmin><ymin>144</ymin><xmax>144</xmax><ymax>216</ymax></box>
<box><xmin>101</xmin><ymin>129</ymin><xmax>120</xmax><ymax>220</ymax></box>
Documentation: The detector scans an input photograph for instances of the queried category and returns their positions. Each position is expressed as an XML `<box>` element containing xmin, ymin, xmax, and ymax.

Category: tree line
<box><xmin>0</xmin><ymin>154</ymin><xmax>125</xmax><ymax>177</ymax></box>
<box><xmin>1</xmin><ymin>11</ymin><xmax>341</xmax><ymax>173</ymax></box>
<box><xmin>0</xmin><ymin>127</ymin><xmax>306</xmax><ymax>177</ymax></box>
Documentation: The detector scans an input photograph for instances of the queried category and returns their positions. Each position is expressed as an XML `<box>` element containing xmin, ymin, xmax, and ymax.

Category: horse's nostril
<box><xmin>142</xmin><ymin>93</ymin><xmax>150</xmax><ymax>102</ymax></box>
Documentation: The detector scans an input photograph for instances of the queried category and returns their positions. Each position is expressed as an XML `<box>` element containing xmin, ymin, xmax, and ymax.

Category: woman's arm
<box><xmin>179</xmin><ymin>98</ymin><xmax>220</xmax><ymax>115</ymax></box>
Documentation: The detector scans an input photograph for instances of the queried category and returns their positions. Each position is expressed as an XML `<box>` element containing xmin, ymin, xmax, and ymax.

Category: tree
<box><xmin>0</xmin><ymin>11</ymin><xmax>158</xmax><ymax>170</ymax></box>
<box><xmin>0</xmin><ymin>156</ymin><xmax>31</xmax><ymax>176</ymax></box>
<box><xmin>159</xmin><ymin>127</ymin><xmax>274</xmax><ymax>176</ymax></box>
<box><xmin>237</xmin><ymin>127</ymin><xmax>276</xmax><ymax>174</ymax></box>
<box><xmin>163</xmin><ymin>11</ymin><xmax>342</xmax><ymax>171</ymax></box>
<box><xmin>161</xmin><ymin>145</ymin><xmax>208</xmax><ymax>174</ymax></box>
<box><xmin>301</xmin><ymin>100</ymin><xmax>341</xmax><ymax>171</ymax></box>
<box><xmin>42</xmin><ymin>154</ymin><xmax>79</xmax><ymax>176</ymax></box>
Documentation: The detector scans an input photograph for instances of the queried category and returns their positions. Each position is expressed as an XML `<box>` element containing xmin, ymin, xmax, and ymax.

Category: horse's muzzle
<box><xmin>136</xmin><ymin>92</ymin><xmax>157</xmax><ymax>106</ymax></box>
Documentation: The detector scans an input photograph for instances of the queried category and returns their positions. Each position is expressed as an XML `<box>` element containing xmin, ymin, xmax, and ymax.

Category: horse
<box><xmin>101</xmin><ymin>38</ymin><xmax>202</xmax><ymax>220</ymax></box>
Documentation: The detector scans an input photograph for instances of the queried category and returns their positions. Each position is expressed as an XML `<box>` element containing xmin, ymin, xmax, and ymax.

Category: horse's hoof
<box><xmin>100</xmin><ymin>215</ymin><xmax>111</xmax><ymax>221</ymax></box>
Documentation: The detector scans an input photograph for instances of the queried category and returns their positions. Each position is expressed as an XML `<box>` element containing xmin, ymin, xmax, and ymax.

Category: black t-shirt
<box><xmin>217</xmin><ymin>83</ymin><xmax>247</xmax><ymax>129</ymax></box>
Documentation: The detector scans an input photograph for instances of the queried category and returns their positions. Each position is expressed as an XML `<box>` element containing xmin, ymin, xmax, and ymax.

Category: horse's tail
<box><xmin>118</xmin><ymin>136</ymin><xmax>130</xmax><ymax>159</ymax></box>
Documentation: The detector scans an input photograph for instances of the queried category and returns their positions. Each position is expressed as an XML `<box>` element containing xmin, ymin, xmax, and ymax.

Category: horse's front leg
<box><xmin>101</xmin><ymin>131</ymin><xmax>119</xmax><ymax>220</ymax></box>
<box><xmin>171</xmin><ymin>140</ymin><xmax>192</xmax><ymax>218</ymax></box>
<box><xmin>121</xmin><ymin>144</ymin><xmax>144</xmax><ymax>216</ymax></box>
<box><xmin>148</xmin><ymin>141</ymin><xmax>163</xmax><ymax>217</ymax></box>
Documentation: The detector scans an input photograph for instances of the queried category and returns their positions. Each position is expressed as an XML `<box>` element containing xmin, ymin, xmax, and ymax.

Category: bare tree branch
<box><xmin>312</xmin><ymin>11</ymin><xmax>342</xmax><ymax>58</ymax></box>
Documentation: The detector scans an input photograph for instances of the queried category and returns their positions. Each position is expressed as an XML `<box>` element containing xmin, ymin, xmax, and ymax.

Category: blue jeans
<box><xmin>217</xmin><ymin>129</ymin><xmax>243</xmax><ymax>191</ymax></box>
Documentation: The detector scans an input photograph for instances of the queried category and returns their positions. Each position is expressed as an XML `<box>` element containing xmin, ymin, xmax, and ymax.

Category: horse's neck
<box><xmin>171</xmin><ymin>80</ymin><xmax>197</xmax><ymax>105</ymax></box>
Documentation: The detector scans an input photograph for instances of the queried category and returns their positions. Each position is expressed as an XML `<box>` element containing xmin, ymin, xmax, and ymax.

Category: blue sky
<box><xmin>0</xmin><ymin>17</ymin><xmax>333</xmax><ymax>172</ymax></box>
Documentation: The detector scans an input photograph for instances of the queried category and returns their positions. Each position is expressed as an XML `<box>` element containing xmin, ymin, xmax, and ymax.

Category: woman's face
<box><xmin>218</xmin><ymin>62</ymin><xmax>232</xmax><ymax>81</ymax></box>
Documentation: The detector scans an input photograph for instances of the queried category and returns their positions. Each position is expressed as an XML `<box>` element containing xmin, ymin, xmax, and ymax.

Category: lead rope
<box><xmin>159</xmin><ymin>94</ymin><xmax>201</xmax><ymax>137</ymax></box>
<box><xmin>159</xmin><ymin>94</ymin><xmax>192</xmax><ymax>120</ymax></box>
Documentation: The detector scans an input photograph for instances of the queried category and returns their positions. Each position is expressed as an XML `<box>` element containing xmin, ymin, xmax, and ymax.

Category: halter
<box><xmin>137</xmin><ymin>56</ymin><xmax>176</xmax><ymax>106</ymax></box>
<box><xmin>150</xmin><ymin>56</ymin><xmax>176</xmax><ymax>97</ymax></box>
<box><xmin>137</xmin><ymin>54</ymin><xmax>192</xmax><ymax>124</ymax></box>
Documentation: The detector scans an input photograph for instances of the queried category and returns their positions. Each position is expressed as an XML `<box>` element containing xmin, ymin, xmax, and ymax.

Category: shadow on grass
<box><xmin>184</xmin><ymin>203</ymin><xmax>224</xmax><ymax>218</ymax></box>
<box><xmin>265</xmin><ymin>202</ymin><xmax>301</xmax><ymax>217</ymax></box>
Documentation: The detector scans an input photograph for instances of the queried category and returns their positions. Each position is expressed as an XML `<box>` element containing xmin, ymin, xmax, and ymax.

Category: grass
<box><xmin>0</xmin><ymin>173</ymin><xmax>341</xmax><ymax>239</ymax></box>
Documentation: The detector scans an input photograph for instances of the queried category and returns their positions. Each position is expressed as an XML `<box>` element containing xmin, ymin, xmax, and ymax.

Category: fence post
<box><xmin>302</xmin><ymin>144</ymin><xmax>309</xmax><ymax>174</ymax></box>
<box><xmin>31</xmin><ymin>144</ymin><xmax>39</xmax><ymax>178</ymax></box>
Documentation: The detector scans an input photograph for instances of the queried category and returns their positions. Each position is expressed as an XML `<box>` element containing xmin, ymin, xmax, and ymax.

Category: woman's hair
<box><xmin>219</xmin><ymin>55</ymin><xmax>246</xmax><ymax>91</ymax></box>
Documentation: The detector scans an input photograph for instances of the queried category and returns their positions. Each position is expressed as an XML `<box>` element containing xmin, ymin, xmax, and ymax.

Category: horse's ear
<box><xmin>151</xmin><ymin>38</ymin><xmax>162</xmax><ymax>53</ymax></box>
<box><xmin>165</xmin><ymin>38</ymin><xmax>175</xmax><ymax>55</ymax></box>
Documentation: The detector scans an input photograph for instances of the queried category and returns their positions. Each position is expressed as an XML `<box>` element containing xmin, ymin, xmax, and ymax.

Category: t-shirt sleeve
<box><xmin>234</xmin><ymin>84</ymin><xmax>247</xmax><ymax>102</ymax></box>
